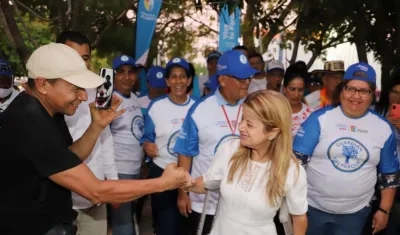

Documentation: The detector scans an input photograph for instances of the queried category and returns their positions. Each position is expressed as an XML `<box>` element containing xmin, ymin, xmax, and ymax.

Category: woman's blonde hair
<box><xmin>227</xmin><ymin>90</ymin><xmax>298</xmax><ymax>207</ymax></box>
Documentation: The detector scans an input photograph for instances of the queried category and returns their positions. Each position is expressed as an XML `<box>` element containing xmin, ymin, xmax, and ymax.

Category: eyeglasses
<box><xmin>344</xmin><ymin>86</ymin><xmax>372</xmax><ymax>97</ymax></box>
<box><xmin>0</xmin><ymin>64</ymin><xmax>11</xmax><ymax>72</ymax></box>
<box><xmin>227</xmin><ymin>75</ymin><xmax>250</xmax><ymax>83</ymax></box>
<box><xmin>390</xmin><ymin>90</ymin><xmax>400</xmax><ymax>97</ymax></box>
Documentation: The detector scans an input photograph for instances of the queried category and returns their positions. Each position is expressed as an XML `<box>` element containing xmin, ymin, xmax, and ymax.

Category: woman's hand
<box><xmin>143</xmin><ymin>142</ymin><xmax>158</xmax><ymax>158</ymax></box>
<box><xmin>372</xmin><ymin>210</ymin><xmax>389</xmax><ymax>234</ymax></box>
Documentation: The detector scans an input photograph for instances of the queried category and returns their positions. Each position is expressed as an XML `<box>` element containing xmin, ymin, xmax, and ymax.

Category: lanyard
<box><xmin>221</xmin><ymin>104</ymin><xmax>242</xmax><ymax>135</ymax></box>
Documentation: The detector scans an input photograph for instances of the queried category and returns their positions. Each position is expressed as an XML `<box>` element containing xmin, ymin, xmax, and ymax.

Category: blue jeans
<box><xmin>148</xmin><ymin>162</ymin><xmax>187</xmax><ymax>235</ymax></box>
<box><xmin>307</xmin><ymin>205</ymin><xmax>371</xmax><ymax>235</ymax></box>
<box><xmin>110</xmin><ymin>173</ymin><xmax>139</xmax><ymax>235</ymax></box>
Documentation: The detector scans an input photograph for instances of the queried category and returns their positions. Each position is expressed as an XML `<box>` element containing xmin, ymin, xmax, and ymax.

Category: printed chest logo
<box><xmin>214</xmin><ymin>134</ymin><xmax>240</xmax><ymax>154</ymax></box>
<box><xmin>167</xmin><ymin>130</ymin><xmax>180</xmax><ymax>157</ymax></box>
<box><xmin>327</xmin><ymin>137</ymin><xmax>369</xmax><ymax>172</ymax></box>
<box><xmin>131</xmin><ymin>116</ymin><xmax>144</xmax><ymax>141</ymax></box>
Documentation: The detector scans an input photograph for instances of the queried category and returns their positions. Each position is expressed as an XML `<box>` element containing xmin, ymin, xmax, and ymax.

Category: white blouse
<box><xmin>203</xmin><ymin>139</ymin><xmax>308</xmax><ymax>235</ymax></box>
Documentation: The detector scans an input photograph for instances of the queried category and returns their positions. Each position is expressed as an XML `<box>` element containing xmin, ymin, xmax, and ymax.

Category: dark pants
<box><xmin>307</xmin><ymin>205</ymin><xmax>371</xmax><ymax>235</ymax></box>
<box><xmin>149</xmin><ymin>162</ymin><xmax>187</xmax><ymax>235</ymax></box>
<box><xmin>187</xmin><ymin>211</ymin><xmax>214</xmax><ymax>235</ymax></box>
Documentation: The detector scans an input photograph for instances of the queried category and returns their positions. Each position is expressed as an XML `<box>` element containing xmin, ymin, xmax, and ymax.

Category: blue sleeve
<box><xmin>293</xmin><ymin>112</ymin><xmax>321</xmax><ymax>156</ymax></box>
<box><xmin>141</xmin><ymin>108</ymin><xmax>147</xmax><ymax>116</ymax></box>
<box><xmin>140</xmin><ymin>108</ymin><xmax>156</xmax><ymax>145</ymax></box>
<box><xmin>191</xmin><ymin>75</ymin><xmax>201</xmax><ymax>99</ymax></box>
<box><xmin>173</xmin><ymin>107</ymin><xmax>199</xmax><ymax>157</ymax></box>
<box><xmin>378</xmin><ymin>131</ymin><xmax>400</xmax><ymax>174</ymax></box>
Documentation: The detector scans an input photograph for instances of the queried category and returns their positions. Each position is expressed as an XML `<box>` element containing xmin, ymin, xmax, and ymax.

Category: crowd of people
<box><xmin>0</xmin><ymin>30</ymin><xmax>399</xmax><ymax>235</ymax></box>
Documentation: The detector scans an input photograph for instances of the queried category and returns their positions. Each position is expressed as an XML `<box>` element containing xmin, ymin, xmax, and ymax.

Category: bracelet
<box><xmin>378</xmin><ymin>207</ymin><xmax>390</xmax><ymax>214</ymax></box>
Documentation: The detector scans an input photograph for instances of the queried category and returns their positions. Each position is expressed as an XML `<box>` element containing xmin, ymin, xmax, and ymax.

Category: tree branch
<box><xmin>91</xmin><ymin>9</ymin><xmax>128</xmax><ymax>48</ymax></box>
<box><xmin>186</xmin><ymin>15</ymin><xmax>219</xmax><ymax>34</ymax></box>
<box><xmin>0</xmin><ymin>0</ymin><xmax>31</xmax><ymax>64</ymax></box>
<box><xmin>15</xmin><ymin>0</ymin><xmax>71</xmax><ymax>21</ymax></box>
<box><xmin>10</xmin><ymin>0</ymin><xmax>37</xmax><ymax>48</ymax></box>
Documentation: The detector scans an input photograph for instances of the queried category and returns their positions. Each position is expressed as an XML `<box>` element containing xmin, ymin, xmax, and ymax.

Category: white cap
<box><xmin>267</xmin><ymin>59</ymin><xmax>284</xmax><ymax>72</ymax></box>
<box><xmin>26</xmin><ymin>43</ymin><xmax>105</xmax><ymax>89</ymax></box>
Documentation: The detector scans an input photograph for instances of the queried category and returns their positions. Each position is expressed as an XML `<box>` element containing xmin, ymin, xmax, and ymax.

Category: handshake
<box><xmin>160</xmin><ymin>163</ymin><xmax>196</xmax><ymax>191</ymax></box>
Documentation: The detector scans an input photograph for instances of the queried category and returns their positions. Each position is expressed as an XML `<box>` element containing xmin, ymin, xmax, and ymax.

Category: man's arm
<box><xmin>70</xmin><ymin>95</ymin><xmax>125</xmax><ymax>161</ymax></box>
<box><xmin>50</xmin><ymin>162</ymin><xmax>187</xmax><ymax>204</ymax></box>
<box><xmin>70</xmin><ymin>122</ymin><xmax>103</xmax><ymax>161</ymax></box>
<box><xmin>101</xmin><ymin>126</ymin><xmax>119</xmax><ymax>180</ymax></box>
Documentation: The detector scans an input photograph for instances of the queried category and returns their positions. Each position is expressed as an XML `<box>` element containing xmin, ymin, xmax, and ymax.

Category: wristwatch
<box><xmin>378</xmin><ymin>207</ymin><xmax>390</xmax><ymax>214</ymax></box>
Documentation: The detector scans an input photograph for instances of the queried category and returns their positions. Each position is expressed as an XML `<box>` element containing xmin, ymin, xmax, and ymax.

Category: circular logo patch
<box><xmin>172</xmin><ymin>58</ymin><xmax>181</xmax><ymax>63</ymax></box>
<box><xmin>167</xmin><ymin>130</ymin><xmax>180</xmax><ymax>157</ymax></box>
<box><xmin>239</xmin><ymin>54</ymin><xmax>247</xmax><ymax>64</ymax></box>
<box><xmin>156</xmin><ymin>71</ymin><xmax>163</xmax><ymax>79</ymax></box>
<box><xmin>121</xmin><ymin>55</ymin><xmax>129</xmax><ymax>62</ymax></box>
<box><xmin>131</xmin><ymin>116</ymin><xmax>144</xmax><ymax>141</ymax></box>
<box><xmin>327</xmin><ymin>137</ymin><xmax>369</xmax><ymax>172</ymax></box>
<box><xmin>214</xmin><ymin>134</ymin><xmax>240</xmax><ymax>154</ymax></box>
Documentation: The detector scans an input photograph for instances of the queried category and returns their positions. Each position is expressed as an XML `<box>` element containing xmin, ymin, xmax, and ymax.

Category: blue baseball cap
<box><xmin>0</xmin><ymin>59</ymin><xmax>12</xmax><ymax>78</ymax></box>
<box><xmin>204</xmin><ymin>74</ymin><xmax>219</xmax><ymax>92</ymax></box>
<box><xmin>216</xmin><ymin>50</ymin><xmax>258</xmax><ymax>79</ymax></box>
<box><xmin>147</xmin><ymin>66</ymin><xmax>167</xmax><ymax>88</ymax></box>
<box><xmin>165</xmin><ymin>57</ymin><xmax>190</xmax><ymax>72</ymax></box>
<box><xmin>207</xmin><ymin>51</ymin><xmax>222</xmax><ymax>61</ymax></box>
<box><xmin>112</xmin><ymin>55</ymin><xmax>137</xmax><ymax>70</ymax></box>
<box><xmin>343</xmin><ymin>62</ymin><xmax>376</xmax><ymax>85</ymax></box>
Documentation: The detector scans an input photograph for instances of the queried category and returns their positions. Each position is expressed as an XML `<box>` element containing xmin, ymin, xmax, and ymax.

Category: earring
<box><xmin>268</xmin><ymin>137</ymin><xmax>274</xmax><ymax>141</ymax></box>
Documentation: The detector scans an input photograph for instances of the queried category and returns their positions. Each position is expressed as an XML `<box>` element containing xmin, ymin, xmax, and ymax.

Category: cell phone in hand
<box><xmin>95</xmin><ymin>68</ymin><xmax>114</xmax><ymax>109</ymax></box>
<box><xmin>391</xmin><ymin>104</ymin><xmax>400</xmax><ymax>119</ymax></box>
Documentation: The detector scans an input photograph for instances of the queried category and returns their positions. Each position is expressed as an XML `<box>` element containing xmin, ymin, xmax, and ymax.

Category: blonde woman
<box><xmin>184</xmin><ymin>90</ymin><xmax>308</xmax><ymax>235</ymax></box>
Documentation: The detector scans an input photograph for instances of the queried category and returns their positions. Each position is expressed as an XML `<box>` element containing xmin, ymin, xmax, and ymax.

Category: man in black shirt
<box><xmin>0</xmin><ymin>43</ymin><xmax>190</xmax><ymax>235</ymax></box>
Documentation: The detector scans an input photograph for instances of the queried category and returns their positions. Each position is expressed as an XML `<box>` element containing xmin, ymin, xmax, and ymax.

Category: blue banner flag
<box><xmin>136</xmin><ymin>0</ymin><xmax>163</xmax><ymax>95</ymax></box>
<box><xmin>218</xmin><ymin>5</ymin><xmax>241</xmax><ymax>53</ymax></box>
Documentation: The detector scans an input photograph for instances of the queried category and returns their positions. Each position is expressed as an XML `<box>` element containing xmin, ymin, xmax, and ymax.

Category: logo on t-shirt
<box><xmin>214</xmin><ymin>134</ymin><xmax>240</xmax><ymax>154</ymax></box>
<box><xmin>131</xmin><ymin>116</ymin><xmax>144</xmax><ymax>141</ymax></box>
<box><xmin>327</xmin><ymin>137</ymin><xmax>369</xmax><ymax>172</ymax></box>
<box><xmin>167</xmin><ymin>130</ymin><xmax>180</xmax><ymax>157</ymax></box>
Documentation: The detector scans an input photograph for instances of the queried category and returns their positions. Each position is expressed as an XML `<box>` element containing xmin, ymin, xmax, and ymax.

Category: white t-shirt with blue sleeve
<box><xmin>140</xmin><ymin>95</ymin><xmax>197</xmax><ymax>169</ymax></box>
<box><xmin>110</xmin><ymin>91</ymin><xmax>144</xmax><ymax>175</ymax></box>
<box><xmin>173</xmin><ymin>88</ymin><xmax>244</xmax><ymax>215</ymax></box>
<box><xmin>293</xmin><ymin>105</ymin><xmax>399</xmax><ymax>214</ymax></box>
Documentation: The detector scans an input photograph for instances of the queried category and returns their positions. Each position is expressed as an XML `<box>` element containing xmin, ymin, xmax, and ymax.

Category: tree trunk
<box><xmin>289</xmin><ymin>34</ymin><xmax>301</xmax><ymax>64</ymax></box>
<box><xmin>71</xmin><ymin>0</ymin><xmax>85</xmax><ymax>31</ymax></box>
<box><xmin>241</xmin><ymin>3</ymin><xmax>255</xmax><ymax>50</ymax></box>
<box><xmin>306</xmin><ymin>51</ymin><xmax>319</xmax><ymax>70</ymax></box>
<box><xmin>354</xmin><ymin>6</ymin><xmax>368</xmax><ymax>63</ymax></box>
<box><xmin>0</xmin><ymin>0</ymin><xmax>31</xmax><ymax>64</ymax></box>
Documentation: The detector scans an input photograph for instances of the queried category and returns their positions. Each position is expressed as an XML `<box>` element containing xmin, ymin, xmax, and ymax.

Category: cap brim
<box><xmin>311</xmin><ymin>70</ymin><xmax>345</xmax><ymax>76</ymax></box>
<box><xmin>63</xmin><ymin>70</ymin><xmax>105</xmax><ymax>89</ymax></box>
<box><xmin>267</xmin><ymin>68</ymin><xmax>284</xmax><ymax>73</ymax></box>
<box><xmin>232</xmin><ymin>67</ymin><xmax>259</xmax><ymax>79</ymax></box>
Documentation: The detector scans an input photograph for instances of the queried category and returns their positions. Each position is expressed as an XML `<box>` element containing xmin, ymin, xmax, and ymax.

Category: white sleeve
<box><xmin>101</xmin><ymin>126</ymin><xmax>119</xmax><ymax>180</ymax></box>
<box><xmin>285</xmin><ymin>163</ymin><xmax>308</xmax><ymax>215</ymax></box>
<box><xmin>203</xmin><ymin>139</ymin><xmax>240</xmax><ymax>183</ymax></box>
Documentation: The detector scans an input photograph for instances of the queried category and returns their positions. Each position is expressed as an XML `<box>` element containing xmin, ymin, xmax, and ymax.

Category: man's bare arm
<box><xmin>50</xmin><ymin>163</ymin><xmax>186</xmax><ymax>203</ymax></box>
<box><xmin>70</xmin><ymin>123</ymin><xmax>103</xmax><ymax>161</ymax></box>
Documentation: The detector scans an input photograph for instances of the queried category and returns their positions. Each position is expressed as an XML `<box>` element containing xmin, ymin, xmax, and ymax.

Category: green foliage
<box><xmin>0</xmin><ymin>13</ymin><xmax>53</xmax><ymax>74</ymax></box>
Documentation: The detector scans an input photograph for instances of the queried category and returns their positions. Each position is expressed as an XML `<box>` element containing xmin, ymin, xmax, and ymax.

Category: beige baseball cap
<box><xmin>26</xmin><ymin>43</ymin><xmax>105</xmax><ymax>89</ymax></box>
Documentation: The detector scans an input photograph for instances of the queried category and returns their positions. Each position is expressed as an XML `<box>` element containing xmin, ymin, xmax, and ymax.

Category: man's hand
<box><xmin>372</xmin><ymin>210</ymin><xmax>389</xmax><ymax>234</ymax></box>
<box><xmin>143</xmin><ymin>142</ymin><xmax>158</xmax><ymax>158</ymax></box>
<box><xmin>160</xmin><ymin>163</ymin><xmax>189</xmax><ymax>190</ymax></box>
<box><xmin>177</xmin><ymin>190</ymin><xmax>192</xmax><ymax>217</ymax></box>
<box><xmin>89</xmin><ymin>94</ymin><xmax>125</xmax><ymax>129</ymax></box>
